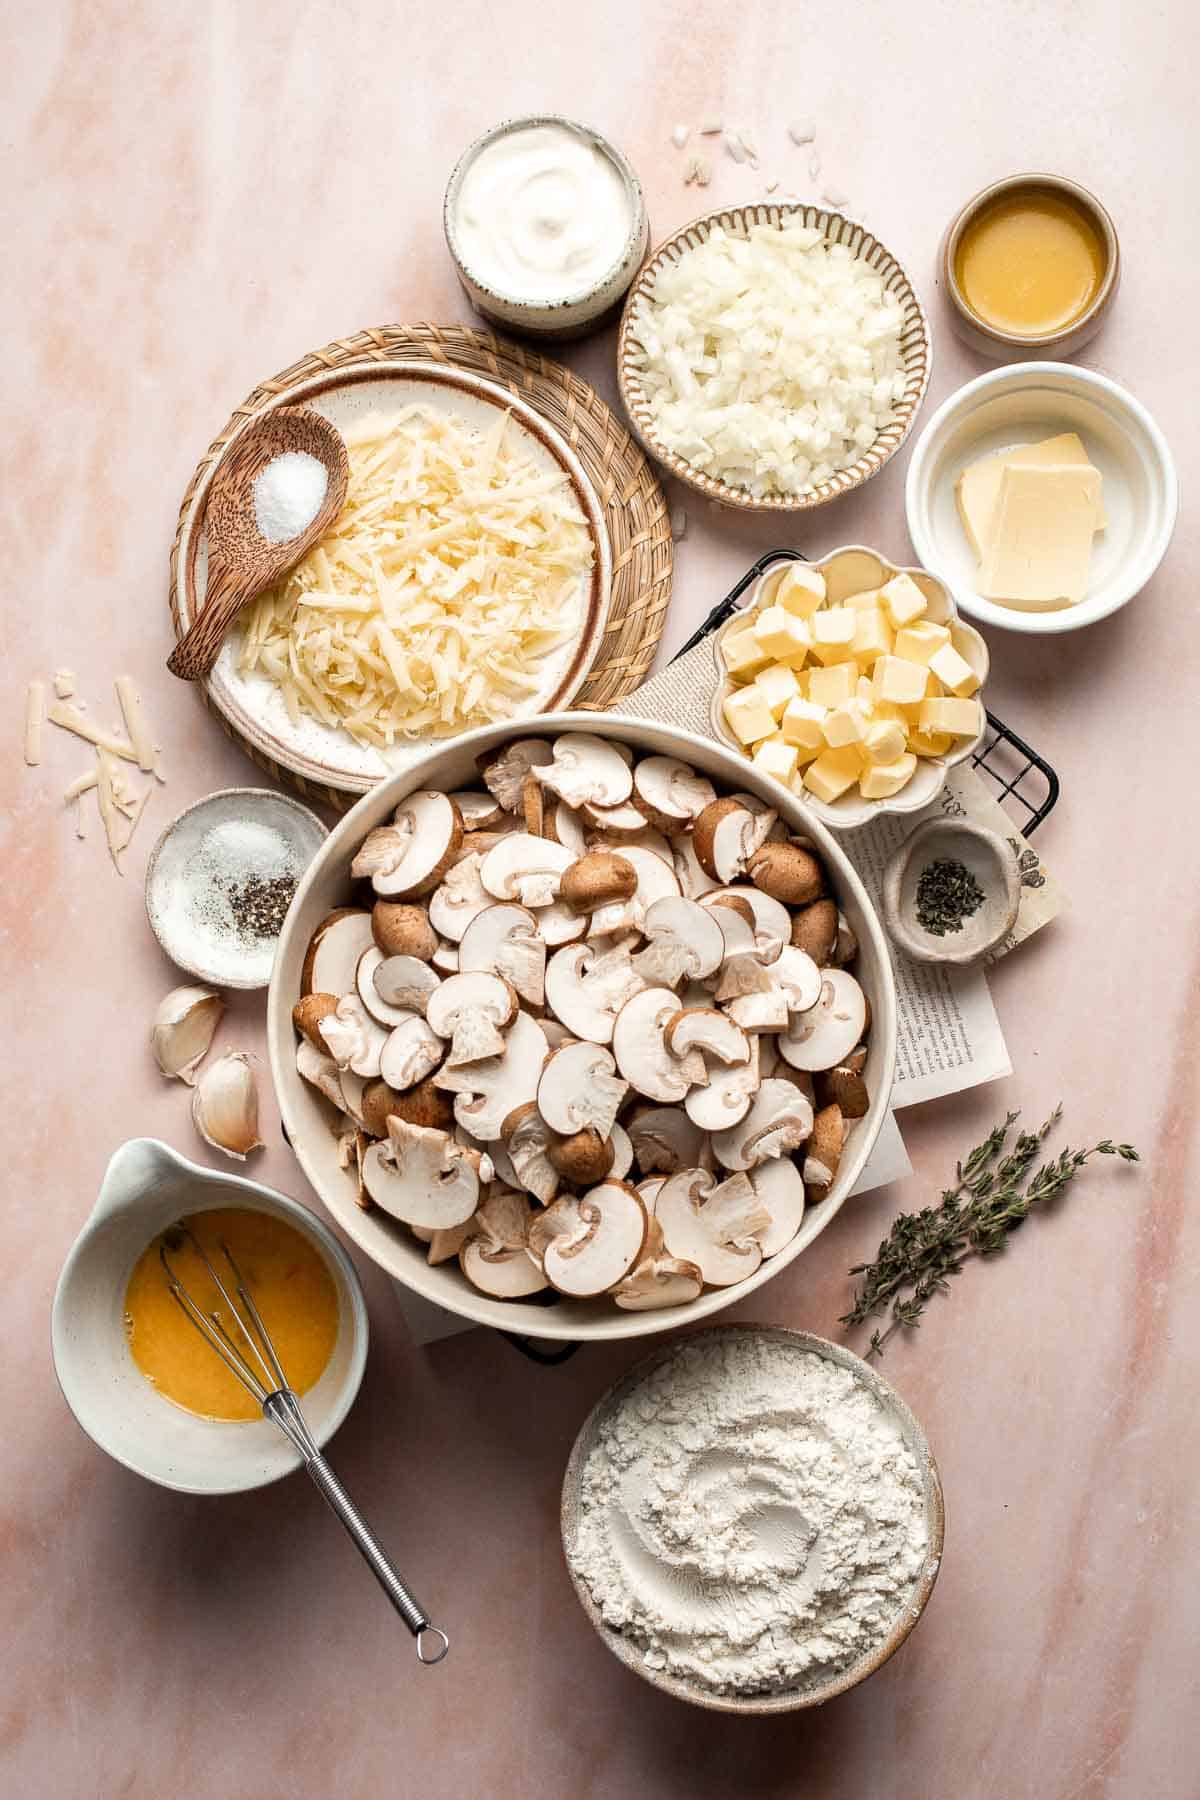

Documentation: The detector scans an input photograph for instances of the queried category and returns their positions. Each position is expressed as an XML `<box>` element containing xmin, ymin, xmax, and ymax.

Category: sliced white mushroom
<box><xmin>301</xmin><ymin>910</ymin><xmax>375</xmax><ymax>998</ymax></box>
<box><xmin>426</xmin><ymin>1219</ymin><xmax>474</xmax><ymax>1266</ymax></box>
<box><xmin>431</xmin><ymin>941</ymin><xmax>460</xmax><ymax>974</ymax></box>
<box><xmin>480</xmin><ymin>833</ymin><xmax>574</xmax><ymax>910</ymax></box>
<box><xmin>580</xmin><ymin>797</ymin><xmax>646</xmax><ymax>833</ymax></box>
<box><xmin>612</xmin><ymin>1218</ymin><xmax>704</xmax><ymax>1310</ymax></box>
<box><xmin>804</xmin><ymin>1103</ymin><xmax>849</xmax><ymax>1193</ymax></box>
<box><xmin>725</xmin><ymin>988</ymin><xmax>791</xmax><ymax>1032</ymax></box>
<box><xmin>655</xmin><ymin>1168</ymin><xmax>769</xmax><ymax>1286</ymax></box>
<box><xmin>450</xmin><ymin>790</ymin><xmax>504</xmax><ymax>831</ymax></box>
<box><xmin>351</xmin><ymin>792</ymin><xmax>462</xmax><ymax>898</ymax></box>
<box><xmin>778</xmin><ymin>969</ymin><xmax>868</xmax><ymax>1072</ymax></box>
<box><xmin>608</xmin><ymin>1120</ymin><xmax>634</xmax><ymax>1182</ymax></box>
<box><xmin>428</xmin><ymin>852</ymin><xmax>492</xmax><ymax>943</ymax></box>
<box><xmin>295</xmin><ymin>1036</ymin><xmax>346</xmax><ymax>1112</ymax></box>
<box><xmin>361</xmin><ymin>1119</ymin><xmax>479</xmax><ymax>1229</ymax></box>
<box><xmin>627</xmin><ymin>896</ymin><xmax>723</xmax><ymax>991</ymax></box>
<box><xmin>751</xmin><ymin>1158</ymin><xmax>807</xmax><ymax>1256</ymax></box>
<box><xmin>459</xmin><ymin>1124</ymin><xmax>519</xmax><ymax>1189</ymax></box>
<box><xmin>705</xmin><ymin>886</ymin><xmax>791</xmax><ymax>963</ymax></box>
<box><xmin>712</xmin><ymin>1078</ymin><xmax>814</xmax><ymax>1170</ymax></box>
<box><xmin>627</xmin><ymin>1105</ymin><xmax>705</xmax><ymax>1173</ymax></box>
<box><xmin>432</xmin><ymin>1009</ymin><xmax>548</xmax><ymax>1140</ymax></box>
<box><xmin>543</xmin><ymin>941</ymin><xmax>644</xmax><ymax>1044</ymax></box>
<box><xmin>318</xmin><ymin>993</ymin><xmax>389</xmax><ymax>1079</ymax></box>
<box><xmin>588</xmin><ymin>845</ymin><xmax>681</xmax><ymax>939</ymax></box>
<box><xmin>770</xmin><ymin>946</ymin><xmax>824</xmax><ymax>1014</ymax></box>
<box><xmin>357</xmin><ymin>946</ymin><xmax>440</xmax><ymax>1026</ymax></box>
<box><xmin>665</xmin><ymin>1008</ymin><xmax>750</xmax><ymax>1067</ymax></box>
<box><xmin>683</xmin><ymin>1036</ymin><xmax>763</xmax><ymax>1133</ymax></box>
<box><xmin>692</xmin><ymin>797</ymin><xmax>779</xmax><ymax>884</ymax></box>
<box><xmin>459</xmin><ymin>1188</ymin><xmax>548</xmax><ymax>1297</ymax></box>
<box><xmin>590</xmin><ymin>824</ymin><xmax>675</xmax><ymax>867</ymax></box>
<box><xmin>500</xmin><ymin>1101</ymin><xmax>559</xmax><ymax>1203</ymax></box>
<box><xmin>534</xmin><ymin>733</ymin><xmax>634</xmax><ymax>810</ymax></box>
<box><xmin>672</xmin><ymin>832</ymin><xmax>721</xmax><ymax>900</ymax></box>
<box><xmin>529</xmin><ymin>1181</ymin><xmax>647</xmax><ymax>1296</ymax></box>
<box><xmin>478</xmin><ymin>737</ymin><xmax>553</xmax><ymax>812</ymax></box>
<box><xmin>537</xmin><ymin>1042</ymin><xmax>628</xmax><ymax>1141</ymax></box>
<box><xmin>531</xmin><ymin>897</ymin><xmax>588</xmax><ymax>949</ymax></box>
<box><xmin>459</xmin><ymin>903</ymin><xmax>545</xmax><ymax>1007</ymax></box>
<box><xmin>337</xmin><ymin>1068</ymin><xmax>369</xmax><ymax>1126</ymax></box>
<box><xmin>545</xmin><ymin>798</ymin><xmax>589</xmax><ymax>856</ymax></box>
<box><xmin>426</xmin><ymin>972</ymin><xmax>518</xmax><ymax>1067</ymax></box>
<box><xmin>378</xmin><ymin>1014</ymin><xmax>444</xmax><ymax>1091</ymax></box>
<box><xmin>632</xmin><ymin>755</ymin><xmax>717</xmax><ymax>832</ymax></box>
<box><xmin>613</xmin><ymin>987</ymin><xmax>704</xmax><ymax>1103</ymax></box>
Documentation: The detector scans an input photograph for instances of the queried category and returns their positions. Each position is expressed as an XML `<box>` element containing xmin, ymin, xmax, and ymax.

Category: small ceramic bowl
<box><xmin>444</xmin><ymin>115</ymin><xmax>648</xmax><ymax>340</ymax></box>
<box><xmin>940</xmin><ymin>173</ymin><xmax>1120</xmax><ymax>360</ymax></box>
<box><xmin>710</xmin><ymin>546</ymin><xmax>990</xmax><ymax>831</ymax></box>
<box><xmin>561</xmin><ymin>1324</ymin><xmax>944</xmax><ymax>1713</ymax></box>
<box><xmin>883</xmin><ymin>818</ymin><xmax>1020</xmax><ymax>966</ymax></box>
<box><xmin>51</xmin><ymin>1139</ymin><xmax>369</xmax><ymax>1495</ymax></box>
<box><xmin>145</xmin><ymin>788</ymin><xmax>328</xmax><ymax>988</ymax></box>
<box><xmin>905</xmin><ymin>362</ymin><xmax>1179</xmax><ymax>636</ymax></box>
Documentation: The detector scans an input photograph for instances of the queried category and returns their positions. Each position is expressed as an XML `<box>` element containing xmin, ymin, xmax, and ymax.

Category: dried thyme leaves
<box><xmin>842</xmin><ymin>1107</ymin><xmax>1139</xmax><ymax>1359</ymax></box>
<box><xmin>915</xmin><ymin>857</ymin><xmax>986</xmax><ymax>935</ymax></box>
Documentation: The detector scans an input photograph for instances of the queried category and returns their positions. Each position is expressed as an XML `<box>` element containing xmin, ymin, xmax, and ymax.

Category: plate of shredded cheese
<box><xmin>173</xmin><ymin>363</ymin><xmax>610</xmax><ymax>795</ymax></box>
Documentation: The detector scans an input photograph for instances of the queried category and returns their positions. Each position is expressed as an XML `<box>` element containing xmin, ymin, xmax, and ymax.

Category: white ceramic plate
<box><xmin>905</xmin><ymin>362</ymin><xmax>1178</xmax><ymax>634</ymax></box>
<box><xmin>171</xmin><ymin>362</ymin><xmax>613</xmax><ymax>794</ymax></box>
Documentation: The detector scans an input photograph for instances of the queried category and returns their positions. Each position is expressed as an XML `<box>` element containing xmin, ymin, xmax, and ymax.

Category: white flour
<box><xmin>569</xmin><ymin>1333</ymin><xmax>930</xmax><ymax>1696</ymax></box>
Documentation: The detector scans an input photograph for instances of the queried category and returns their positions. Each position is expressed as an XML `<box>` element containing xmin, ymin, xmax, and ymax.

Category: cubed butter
<box><xmin>879</xmin><ymin>572</ymin><xmax>928</xmax><ymax>628</ymax></box>
<box><xmin>909</xmin><ymin>727</ymin><xmax>953</xmax><ymax>756</ymax></box>
<box><xmin>845</xmin><ymin>587</ymin><xmax>884</xmax><ymax>610</ymax></box>
<box><xmin>822</xmin><ymin>699</ymin><xmax>872</xmax><ymax>748</ymax></box>
<box><xmin>862</xmin><ymin>718</ymin><xmax>908</xmax><ymax>765</ymax></box>
<box><xmin>809</xmin><ymin>607</ymin><xmax>857</xmax><ymax>662</ymax></box>
<box><xmin>754</xmin><ymin>606</ymin><xmax>812</xmax><ymax>662</ymax></box>
<box><xmin>781</xmin><ymin>695</ymin><xmax>827</xmax><ymax>750</ymax></box>
<box><xmin>919</xmin><ymin>697</ymin><xmax>983</xmax><ymax>739</ymax></box>
<box><xmin>722</xmin><ymin>626</ymin><xmax>771</xmax><ymax>677</ymax></box>
<box><xmin>752</xmin><ymin>735</ymin><xmax>800</xmax><ymax>784</ymax></box>
<box><xmin>871</xmin><ymin>698</ymin><xmax>910</xmax><ymax>727</ymax></box>
<box><xmin>772</xmin><ymin>564</ymin><xmax>827</xmax><ymax>617</ymax></box>
<box><xmin>873</xmin><ymin>655</ymin><xmax>930</xmax><ymax>706</ymax></box>
<box><xmin>753</xmin><ymin>662</ymin><xmax>802</xmax><ymax>718</ymax></box>
<box><xmin>927</xmin><ymin>642</ymin><xmax>981</xmax><ymax>697</ymax></box>
<box><xmin>851</xmin><ymin>607</ymin><xmax>894</xmax><ymax>664</ymax></box>
<box><xmin>722</xmin><ymin>685</ymin><xmax>777</xmax><ymax>745</ymax></box>
<box><xmin>893</xmin><ymin>620</ymin><xmax>952</xmax><ymax>664</ymax></box>
<box><xmin>803</xmin><ymin>745</ymin><xmax>864</xmax><ymax>804</ymax></box>
<box><xmin>808</xmin><ymin>661</ymin><xmax>859</xmax><ymax>707</ymax></box>
<box><xmin>859</xmin><ymin>753</ymin><xmax>918</xmax><ymax>799</ymax></box>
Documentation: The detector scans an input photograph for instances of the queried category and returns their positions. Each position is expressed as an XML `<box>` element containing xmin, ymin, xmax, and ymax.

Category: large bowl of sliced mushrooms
<box><xmin>268</xmin><ymin>714</ymin><xmax>897</xmax><ymax>1341</ymax></box>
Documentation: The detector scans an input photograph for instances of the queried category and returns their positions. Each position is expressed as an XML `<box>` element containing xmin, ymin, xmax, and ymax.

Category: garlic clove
<box><xmin>151</xmin><ymin>985</ymin><xmax>225</xmax><ymax>1084</ymax></box>
<box><xmin>191</xmin><ymin>1051</ymin><xmax>264</xmax><ymax>1160</ymax></box>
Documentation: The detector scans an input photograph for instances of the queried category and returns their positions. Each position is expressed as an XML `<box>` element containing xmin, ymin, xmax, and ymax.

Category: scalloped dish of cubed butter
<box><xmin>716</xmin><ymin>562</ymin><xmax>985</xmax><ymax>807</ymax></box>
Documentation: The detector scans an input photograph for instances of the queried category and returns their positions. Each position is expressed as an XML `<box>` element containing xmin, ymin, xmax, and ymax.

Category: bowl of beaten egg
<box><xmin>711</xmin><ymin>547</ymin><xmax>989</xmax><ymax>830</ymax></box>
<box><xmin>52</xmin><ymin>1139</ymin><xmax>368</xmax><ymax>1494</ymax></box>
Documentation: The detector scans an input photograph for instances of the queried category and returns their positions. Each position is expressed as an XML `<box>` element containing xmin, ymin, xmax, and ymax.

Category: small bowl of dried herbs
<box><xmin>882</xmin><ymin>817</ymin><xmax>1020</xmax><ymax>966</ymax></box>
<box><xmin>145</xmin><ymin>788</ymin><xmax>328</xmax><ymax>989</ymax></box>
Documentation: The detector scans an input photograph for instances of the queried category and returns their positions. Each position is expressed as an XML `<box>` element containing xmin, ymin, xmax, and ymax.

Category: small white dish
<box><xmin>709</xmin><ymin>546</ymin><xmax>990</xmax><ymax>832</ymax></box>
<box><xmin>51</xmin><ymin>1139</ymin><xmax>369</xmax><ymax>1495</ymax></box>
<box><xmin>882</xmin><ymin>818</ymin><xmax>1021</xmax><ymax>966</ymax></box>
<box><xmin>905</xmin><ymin>362</ymin><xmax>1178</xmax><ymax>635</ymax></box>
<box><xmin>145</xmin><ymin>788</ymin><xmax>328</xmax><ymax>989</ymax></box>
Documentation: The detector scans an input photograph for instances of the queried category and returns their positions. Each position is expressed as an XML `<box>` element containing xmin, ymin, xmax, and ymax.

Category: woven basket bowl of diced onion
<box><xmin>710</xmin><ymin>546</ymin><xmax>989</xmax><ymax>830</ymax></box>
<box><xmin>617</xmin><ymin>204</ymin><xmax>932</xmax><ymax>511</ymax></box>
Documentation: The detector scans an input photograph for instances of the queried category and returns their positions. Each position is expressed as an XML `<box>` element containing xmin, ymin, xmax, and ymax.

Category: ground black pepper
<box><xmin>220</xmin><ymin>872</ymin><xmax>297</xmax><ymax>941</ymax></box>
<box><xmin>914</xmin><ymin>858</ymin><xmax>986</xmax><ymax>936</ymax></box>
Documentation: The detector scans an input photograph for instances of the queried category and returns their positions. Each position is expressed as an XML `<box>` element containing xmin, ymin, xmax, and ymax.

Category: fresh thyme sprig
<box><xmin>842</xmin><ymin>1107</ymin><xmax>1138</xmax><ymax>1359</ymax></box>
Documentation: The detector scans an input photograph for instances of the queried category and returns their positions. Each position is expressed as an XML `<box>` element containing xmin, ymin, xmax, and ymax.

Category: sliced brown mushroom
<box><xmin>612</xmin><ymin>987</ymin><xmax>704</xmax><ymax>1104</ymax></box>
<box><xmin>537</xmin><ymin>1041</ymin><xmax>628</xmax><ymax>1141</ymax></box>
<box><xmin>544</xmin><ymin>797</ymin><xmax>589</xmax><ymax>857</ymax></box>
<box><xmin>790</xmin><ymin>897</ymin><xmax>839</xmax><ymax>964</ymax></box>
<box><xmin>693</xmin><ymin>797</ymin><xmax>778</xmax><ymax>884</ymax></box>
<box><xmin>747</xmin><ymin>840</ymin><xmax>825</xmax><ymax>907</ymax></box>
<box><xmin>683</xmin><ymin>1037</ymin><xmax>762</xmax><ymax>1133</ymax></box>
<box><xmin>712</xmin><ymin>1077</ymin><xmax>814</xmax><ymax>1171</ymax></box>
<box><xmin>769</xmin><ymin>946</ymin><xmax>824</xmax><ymax>1014</ymax></box>
<box><xmin>450</xmin><ymin>789</ymin><xmax>505</xmax><ymax>831</ymax></box>
<box><xmin>533</xmin><ymin>733</ymin><xmax>634</xmax><ymax>810</ymax></box>
<box><xmin>371</xmin><ymin>901</ymin><xmax>438</xmax><ymax>962</ymax></box>
<box><xmin>458</xmin><ymin>903</ymin><xmax>545</xmax><ymax>1006</ymax></box>
<box><xmin>724</xmin><ymin>988</ymin><xmax>791</xmax><ymax>1032</ymax></box>
<box><xmin>426</xmin><ymin>972</ymin><xmax>518</xmax><ymax>1066</ymax></box>
<box><xmin>337</xmin><ymin>1069</ymin><xmax>369</xmax><ymax>1126</ymax></box>
<box><xmin>355</xmin><ymin>946</ymin><xmax>439</xmax><ymax>1028</ymax></box>
<box><xmin>431</xmin><ymin>941</ymin><xmax>460</xmax><ymax>974</ymax></box>
<box><xmin>627</xmin><ymin>1104</ymin><xmax>705</xmax><ymax>1173</ymax></box>
<box><xmin>426</xmin><ymin>1219</ymin><xmax>474</xmax><ymax>1266</ymax></box>
<box><xmin>479</xmin><ymin>832</ymin><xmax>574</xmax><ymax>910</ymax></box>
<box><xmin>301</xmin><ymin>909</ymin><xmax>375</xmax><ymax>998</ymax></box>
<box><xmin>543</xmin><ymin>940</ymin><xmax>644</xmax><ymax>1045</ymax></box>
<box><xmin>778</xmin><ymin>970</ymin><xmax>868</xmax><ymax>1072</ymax></box>
<box><xmin>477</xmin><ymin>737</ymin><xmax>553</xmax><ymax>812</ymax></box>
<box><xmin>803</xmin><ymin>1103</ymin><xmax>848</xmax><ymax>1193</ymax></box>
<box><xmin>655</xmin><ymin>1168</ymin><xmax>770</xmax><ymax>1286</ymax></box>
<box><xmin>521</xmin><ymin>773</ymin><xmax>548</xmax><ymax>837</ymax></box>
<box><xmin>318</xmin><ymin>993</ymin><xmax>389</xmax><ymax>1079</ymax></box>
<box><xmin>360</xmin><ymin>1074</ymin><xmax>453</xmax><ymax>1138</ymax></box>
<box><xmin>608</xmin><ymin>1120</ymin><xmax>634</xmax><ymax>1182</ymax></box>
<box><xmin>588</xmin><ymin>844</ymin><xmax>681</xmax><ymax>939</ymax></box>
<box><xmin>295</xmin><ymin>1036</ymin><xmax>346</xmax><ymax>1112</ymax></box>
<box><xmin>580</xmin><ymin>796</ymin><xmax>647</xmax><ymax>834</ymax></box>
<box><xmin>832</xmin><ymin>912</ymin><xmax>859</xmax><ymax>967</ymax></box>
<box><xmin>361</xmin><ymin>1119</ymin><xmax>480</xmax><ymax>1229</ymax></box>
<box><xmin>547</xmin><ymin>1129</ymin><xmax>614</xmax><ymax>1187</ymax></box>
<box><xmin>351</xmin><ymin>792</ymin><xmax>463</xmax><ymax>899</ymax></box>
<box><xmin>433</xmin><ymin>1009</ymin><xmax>548</xmax><ymax>1140</ymax></box>
<box><xmin>751</xmin><ymin>1158</ymin><xmax>807</xmax><ymax>1257</ymax></box>
<box><xmin>665</xmin><ymin>1007</ymin><xmax>751</xmax><ymax>1068</ymax></box>
<box><xmin>671</xmin><ymin>832</ymin><xmax>721</xmax><ymax>900</ymax></box>
<box><xmin>459</xmin><ymin>1188</ymin><xmax>548</xmax><ymax>1297</ymax></box>
<box><xmin>636</xmin><ymin>1176</ymin><xmax>666</xmax><ymax>1211</ymax></box>
<box><xmin>500</xmin><ymin>1101</ymin><xmax>559</xmax><ymax>1203</ymax></box>
<box><xmin>815</xmin><ymin>1049</ymin><xmax>870</xmax><ymax>1119</ymax></box>
<box><xmin>427</xmin><ymin>852</ymin><xmax>492</xmax><ymax>943</ymax></box>
<box><xmin>529</xmin><ymin>1180</ymin><xmax>647</xmax><ymax>1296</ymax></box>
<box><xmin>378</xmin><ymin>1014</ymin><xmax>444</xmax><ymax>1091</ymax></box>
<box><xmin>631</xmin><ymin>897</ymin><xmax>725</xmax><ymax>989</ymax></box>
<box><xmin>293</xmin><ymin>992</ymin><xmax>339</xmax><ymax>1051</ymax></box>
<box><xmin>705</xmin><ymin>886</ymin><xmax>791</xmax><ymax>963</ymax></box>
<box><xmin>590</xmin><ymin>823</ymin><xmax>675</xmax><ymax>868</ymax></box>
<box><xmin>632</xmin><ymin>755</ymin><xmax>717</xmax><ymax>833</ymax></box>
<box><xmin>560</xmin><ymin>850</ymin><xmax>638</xmax><ymax>913</ymax></box>
<box><xmin>612</xmin><ymin>1213</ymin><xmax>704</xmax><ymax>1310</ymax></box>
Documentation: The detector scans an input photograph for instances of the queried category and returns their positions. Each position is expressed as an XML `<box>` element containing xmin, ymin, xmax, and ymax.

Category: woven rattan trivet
<box><xmin>168</xmin><ymin>323</ymin><xmax>674</xmax><ymax>811</ymax></box>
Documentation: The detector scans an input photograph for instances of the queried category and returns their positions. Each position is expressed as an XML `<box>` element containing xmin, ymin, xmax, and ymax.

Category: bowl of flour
<box><xmin>561</xmin><ymin>1325</ymin><xmax>943</xmax><ymax>1711</ymax></box>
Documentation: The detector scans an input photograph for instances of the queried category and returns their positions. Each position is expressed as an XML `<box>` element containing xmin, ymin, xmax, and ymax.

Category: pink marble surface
<box><xmin>4</xmin><ymin>3</ymin><xmax>1198</xmax><ymax>1795</ymax></box>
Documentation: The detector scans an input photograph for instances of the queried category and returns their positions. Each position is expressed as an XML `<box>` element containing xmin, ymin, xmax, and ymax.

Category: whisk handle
<box><xmin>305</xmin><ymin>1453</ymin><xmax>449</xmax><ymax>1665</ymax></box>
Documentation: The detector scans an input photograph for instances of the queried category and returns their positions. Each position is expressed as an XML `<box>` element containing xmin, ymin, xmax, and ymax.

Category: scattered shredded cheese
<box><xmin>24</xmin><ymin>681</ymin><xmax>44</xmax><ymax>765</ymax></box>
<box><xmin>54</xmin><ymin>670</ymin><xmax>76</xmax><ymax>699</ymax></box>
<box><xmin>114</xmin><ymin>675</ymin><xmax>158</xmax><ymax>773</ymax></box>
<box><xmin>238</xmin><ymin>408</ymin><xmax>594</xmax><ymax>748</ymax></box>
<box><xmin>64</xmin><ymin>768</ymin><xmax>99</xmax><ymax>802</ymax></box>
<box><xmin>94</xmin><ymin>747</ymin><xmax>124</xmax><ymax>872</ymax></box>
<box><xmin>47</xmin><ymin>702</ymin><xmax>139</xmax><ymax>763</ymax></box>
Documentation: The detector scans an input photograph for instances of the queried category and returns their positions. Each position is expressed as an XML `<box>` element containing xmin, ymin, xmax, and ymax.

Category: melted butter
<box><xmin>955</xmin><ymin>188</ymin><xmax>1106</xmax><ymax>336</ymax></box>
<box><xmin>124</xmin><ymin>1207</ymin><xmax>338</xmax><ymax>1422</ymax></box>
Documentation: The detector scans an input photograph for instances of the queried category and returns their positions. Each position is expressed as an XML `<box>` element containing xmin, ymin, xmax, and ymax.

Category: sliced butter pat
<box><xmin>919</xmin><ymin>696</ymin><xmax>982</xmax><ymax>739</ymax></box>
<box><xmin>893</xmin><ymin>620</ymin><xmax>951</xmax><ymax>664</ymax></box>
<box><xmin>753</xmin><ymin>663</ymin><xmax>802</xmax><ymax>719</ymax></box>
<box><xmin>956</xmin><ymin>432</ymin><xmax>1106</xmax><ymax>559</ymax></box>
<box><xmin>753</xmin><ymin>606</ymin><xmax>811</xmax><ymax>662</ymax></box>
<box><xmin>781</xmin><ymin>695</ymin><xmax>827</xmax><ymax>750</ymax></box>
<box><xmin>807</xmin><ymin>662</ymin><xmax>859</xmax><ymax>707</ymax></box>
<box><xmin>723</xmin><ymin>685</ymin><xmax>777</xmax><ymax>744</ymax></box>
<box><xmin>927</xmin><ymin>642</ymin><xmax>980</xmax><ymax>697</ymax></box>
<box><xmin>862</xmin><ymin>718</ymin><xmax>908</xmax><ymax>765</ymax></box>
<box><xmin>803</xmin><ymin>745</ymin><xmax>863</xmax><ymax>803</ymax></box>
<box><xmin>873</xmin><ymin>655</ymin><xmax>929</xmax><ymax>706</ymax></box>
<box><xmin>860</xmin><ymin>753</ymin><xmax>917</xmax><ymax>799</ymax></box>
<box><xmin>809</xmin><ymin>607</ymin><xmax>857</xmax><ymax>663</ymax></box>
<box><xmin>879</xmin><ymin>573</ymin><xmax>927</xmax><ymax>628</ymax></box>
<box><xmin>851</xmin><ymin>608</ymin><xmax>893</xmax><ymax>664</ymax></box>
<box><xmin>752</xmin><ymin>736</ymin><xmax>800</xmax><ymax>784</ymax></box>
<box><xmin>822</xmin><ymin>699</ymin><xmax>872</xmax><ymax>749</ymax></box>
<box><xmin>722</xmin><ymin>625</ymin><xmax>772</xmax><ymax>676</ymax></box>
<box><xmin>978</xmin><ymin>463</ymin><xmax>1102</xmax><ymax>607</ymax></box>
<box><xmin>772</xmin><ymin>564</ymin><xmax>826</xmax><ymax>617</ymax></box>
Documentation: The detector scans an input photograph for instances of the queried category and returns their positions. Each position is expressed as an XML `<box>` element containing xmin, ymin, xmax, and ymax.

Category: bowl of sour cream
<box><xmin>444</xmin><ymin>114</ymin><xmax>648</xmax><ymax>340</ymax></box>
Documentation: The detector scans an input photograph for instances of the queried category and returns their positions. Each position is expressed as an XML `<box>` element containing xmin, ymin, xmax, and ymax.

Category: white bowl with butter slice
<box><xmin>905</xmin><ymin>362</ymin><xmax>1178</xmax><ymax>634</ymax></box>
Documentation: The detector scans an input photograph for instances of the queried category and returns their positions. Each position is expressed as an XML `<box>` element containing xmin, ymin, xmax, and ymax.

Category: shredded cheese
<box><xmin>47</xmin><ymin>702</ymin><xmax>139</xmax><ymax>764</ymax></box>
<box><xmin>54</xmin><ymin>670</ymin><xmax>76</xmax><ymax>699</ymax></box>
<box><xmin>24</xmin><ymin>681</ymin><xmax>45</xmax><ymax>765</ymax></box>
<box><xmin>114</xmin><ymin>675</ymin><xmax>157</xmax><ymax>773</ymax></box>
<box><xmin>237</xmin><ymin>407</ymin><xmax>594</xmax><ymax>747</ymax></box>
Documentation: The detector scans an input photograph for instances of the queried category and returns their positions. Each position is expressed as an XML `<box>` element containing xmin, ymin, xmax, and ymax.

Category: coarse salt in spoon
<box><xmin>167</xmin><ymin>407</ymin><xmax>349</xmax><ymax>683</ymax></box>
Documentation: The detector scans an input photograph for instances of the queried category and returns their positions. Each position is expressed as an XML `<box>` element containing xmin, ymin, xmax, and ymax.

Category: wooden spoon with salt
<box><xmin>167</xmin><ymin>407</ymin><xmax>349</xmax><ymax>682</ymax></box>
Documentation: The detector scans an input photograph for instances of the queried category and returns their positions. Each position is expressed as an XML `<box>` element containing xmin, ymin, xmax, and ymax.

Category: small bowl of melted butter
<box><xmin>941</xmin><ymin>173</ymin><xmax>1119</xmax><ymax>358</ymax></box>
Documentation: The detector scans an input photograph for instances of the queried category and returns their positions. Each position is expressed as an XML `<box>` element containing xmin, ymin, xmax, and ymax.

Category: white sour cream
<box><xmin>452</xmin><ymin>122</ymin><xmax>633</xmax><ymax>303</ymax></box>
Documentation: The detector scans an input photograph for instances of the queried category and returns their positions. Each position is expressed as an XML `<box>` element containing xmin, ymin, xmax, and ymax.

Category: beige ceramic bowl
<box><xmin>940</xmin><ymin>173</ymin><xmax>1120</xmax><ymax>360</ymax></box>
<box><xmin>617</xmin><ymin>204</ymin><xmax>931</xmax><ymax>512</ymax></box>
<box><xmin>561</xmin><ymin>1324</ymin><xmax>945</xmax><ymax>1712</ymax></box>
<box><xmin>267</xmin><ymin>714</ymin><xmax>897</xmax><ymax>1342</ymax></box>
<box><xmin>710</xmin><ymin>546</ymin><xmax>990</xmax><ymax>830</ymax></box>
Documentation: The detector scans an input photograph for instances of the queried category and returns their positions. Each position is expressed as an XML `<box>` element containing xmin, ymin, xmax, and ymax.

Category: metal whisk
<box><xmin>161</xmin><ymin>1225</ymin><xmax>448</xmax><ymax>1665</ymax></box>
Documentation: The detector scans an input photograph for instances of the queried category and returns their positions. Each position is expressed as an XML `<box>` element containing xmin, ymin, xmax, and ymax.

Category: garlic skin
<box><xmin>151</xmin><ymin>986</ymin><xmax>224</xmax><ymax>1084</ymax></box>
<box><xmin>191</xmin><ymin>1051</ymin><xmax>264</xmax><ymax>1160</ymax></box>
